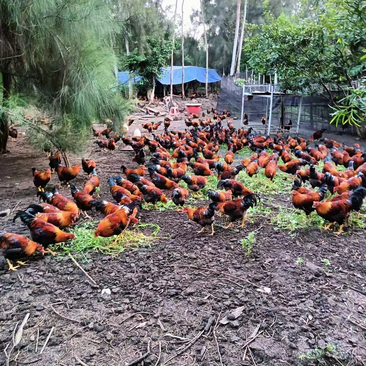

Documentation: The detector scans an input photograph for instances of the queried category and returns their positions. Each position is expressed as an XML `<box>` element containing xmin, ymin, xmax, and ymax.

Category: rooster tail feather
<box><xmin>13</xmin><ymin>211</ymin><xmax>35</xmax><ymax>226</ymax></box>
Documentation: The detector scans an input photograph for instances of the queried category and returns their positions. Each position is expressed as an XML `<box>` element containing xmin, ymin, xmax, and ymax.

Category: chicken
<box><xmin>183</xmin><ymin>202</ymin><xmax>218</xmax><ymax>235</ymax></box>
<box><xmin>265</xmin><ymin>158</ymin><xmax>277</xmax><ymax>180</ymax></box>
<box><xmin>107</xmin><ymin>138</ymin><xmax>116</xmax><ymax>151</ymax></box>
<box><xmin>112</xmin><ymin>176</ymin><xmax>142</xmax><ymax>196</ymax></box>
<box><xmin>127</xmin><ymin>173</ymin><xmax>155</xmax><ymax>187</ymax></box>
<box><xmin>217</xmin><ymin>179</ymin><xmax>254</xmax><ymax>197</ymax></box>
<box><xmin>246</xmin><ymin>160</ymin><xmax>259</xmax><ymax>177</ymax></box>
<box><xmin>166</xmin><ymin>166</ymin><xmax>186</xmax><ymax>182</ymax></box>
<box><xmin>70</xmin><ymin>184</ymin><xmax>95</xmax><ymax>216</ymax></box>
<box><xmin>291</xmin><ymin>184</ymin><xmax>328</xmax><ymax>215</ymax></box>
<box><xmin>148</xmin><ymin>169</ymin><xmax>178</xmax><ymax>190</ymax></box>
<box><xmin>38</xmin><ymin>189</ymin><xmax>79</xmax><ymax>215</ymax></box>
<box><xmin>49</xmin><ymin>151</ymin><xmax>61</xmax><ymax>172</ymax></box>
<box><xmin>82</xmin><ymin>158</ymin><xmax>96</xmax><ymax>176</ymax></box>
<box><xmin>95</xmin><ymin>139</ymin><xmax>109</xmax><ymax>149</ymax></box>
<box><xmin>26</xmin><ymin>204</ymin><xmax>78</xmax><ymax>229</ymax></box>
<box><xmin>56</xmin><ymin>164</ymin><xmax>82</xmax><ymax>185</ymax></box>
<box><xmin>14</xmin><ymin>211</ymin><xmax>75</xmax><ymax>247</ymax></box>
<box><xmin>188</xmin><ymin>162</ymin><xmax>213</xmax><ymax>176</ymax></box>
<box><xmin>137</xmin><ymin>184</ymin><xmax>168</xmax><ymax>206</ymax></box>
<box><xmin>27</xmin><ymin>203</ymin><xmax>61</xmax><ymax>213</ymax></box>
<box><xmin>225</xmin><ymin>149</ymin><xmax>234</xmax><ymax>165</ymax></box>
<box><xmin>8</xmin><ymin>127</ymin><xmax>18</xmax><ymax>141</ymax></box>
<box><xmin>95</xmin><ymin>206</ymin><xmax>138</xmax><ymax>241</ymax></box>
<box><xmin>121</xmin><ymin>165</ymin><xmax>146</xmax><ymax>178</ymax></box>
<box><xmin>181</xmin><ymin>175</ymin><xmax>207</xmax><ymax>192</ymax></box>
<box><xmin>313</xmin><ymin>187</ymin><xmax>366</xmax><ymax>234</ymax></box>
<box><xmin>217</xmin><ymin>194</ymin><xmax>257</xmax><ymax>228</ymax></box>
<box><xmin>278</xmin><ymin>160</ymin><xmax>305</xmax><ymax>175</ymax></box>
<box><xmin>83</xmin><ymin>168</ymin><xmax>100</xmax><ymax>196</ymax></box>
<box><xmin>333</xmin><ymin>173</ymin><xmax>363</xmax><ymax>194</ymax></box>
<box><xmin>0</xmin><ymin>232</ymin><xmax>45</xmax><ymax>271</ymax></box>
<box><xmin>309</xmin><ymin>165</ymin><xmax>325</xmax><ymax>188</ymax></box>
<box><xmin>310</xmin><ymin>129</ymin><xmax>326</xmax><ymax>141</ymax></box>
<box><xmin>171</xmin><ymin>188</ymin><xmax>190</xmax><ymax>211</ymax></box>
<box><xmin>32</xmin><ymin>168</ymin><xmax>51</xmax><ymax>191</ymax></box>
<box><xmin>133</xmin><ymin>149</ymin><xmax>146</xmax><ymax>165</ymax></box>
<box><xmin>207</xmin><ymin>189</ymin><xmax>232</xmax><ymax>203</ymax></box>
<box><xmin>108</xmin><ymin>178</ymin><xmax>134</xmax><ymax>203</ymax></box>
<box><xmin>89</xmin><ymin>200</ymin><xmax>120</xmax><ymax>216</ymax></box>
<box><xmin>164</xmin><ymin>117</ymin><xmax>171</xmax><ymax>131</ymax></box>
<box><xmin>331</xmin><ymin>148</ymin><xmax>344</xmax><ymax>166</ymax></box>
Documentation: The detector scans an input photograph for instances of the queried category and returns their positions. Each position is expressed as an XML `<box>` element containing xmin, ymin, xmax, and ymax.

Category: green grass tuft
<box><xmin>56</xmin><ymin>222</ymin><xmax>160</xmax><ymax>258</ymax></box>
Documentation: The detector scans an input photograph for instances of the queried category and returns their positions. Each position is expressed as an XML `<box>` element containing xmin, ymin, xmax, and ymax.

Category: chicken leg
<box><xmin>197</xmin><ymin>227</ymin><xmax>205</xmax><ymax>234</ymax></box>
<box><xmin>44</xmin><ymin>248</ymin><xmax>57</xmax><ymax>256</ymax></box>
<box><xmin>323</xmin><ymin>222</ymin><xmax>334</xmax><ymax>230</ymax></box>
<box><xmin>335</xmin><ymin>225</ymin><xmax>344</xmax><ymax>235</ymax></box>
<box><xmin>6</xmin><ymin>259</ymin><xmax>19</xmax><ymax>271</ymax></box>
<box><xmin>240</xmin><ymin>216</ymin><xmax>246</xmax><ymax>228</ymax></box>
<box><xmin>210</xmin><ymin>224</ymin><xmax>215</xmax><ymax>236</ymax></box>
<box><xmin>224</xmin><ymin>222</ymin><xmax>233</xmax><ymax>229</ymax></box>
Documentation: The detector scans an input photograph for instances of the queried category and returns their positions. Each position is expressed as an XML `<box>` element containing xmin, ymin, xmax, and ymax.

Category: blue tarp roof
<box><xmin>118</xmin><ymin>72</ymin><xmax>142</xmax><ymax>85</ymax></box>
<box><xmin>157</xmin><ymin>66</ymin><xmax>221</xmax><ymax>85</ymax></box>
<box><xmin>118</xmin><ymin>66</ymin><xmax>221</xmax><ymax>86</ymax></box>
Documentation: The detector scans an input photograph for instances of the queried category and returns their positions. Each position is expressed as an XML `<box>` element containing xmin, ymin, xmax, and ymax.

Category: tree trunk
<box><xmin>181</xmin><ymin>0</ymin><xmax>185</xmax><ymax>100</ymax></box>
<box><xmin>148</xmin><ymin>78</ymin><xmax>156</xmax><ymax>104</ymax></box>
<box><xmin>0</xmin><ymin>72</ymin><xmax>11</xmax><ymax>153</ymax></box>
<box><xmin>170</xmin><ymin>0</ymin><xmax>179</xmax><ymax>105</ymax></box>
<box><xmin>125</xmin><ymin>37</ymin><xmax>133</xmax><ymax>99</ymax></box>
<box><xmin>230</xmin><ymin>0</ymin><xmax>241</xmax><ymax>76</ymax></box>
<box><xmin>236</xmin><ymin>0</ymin><xmax>248</xmax><ymax>75</ymax></box>
<box><xmin>201</xmin><ymin>0</ymin><xmax>209</xmax><ymax>98</ymax></box>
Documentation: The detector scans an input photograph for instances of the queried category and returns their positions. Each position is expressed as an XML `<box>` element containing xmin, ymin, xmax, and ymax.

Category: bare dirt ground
<box><xmin>0</xmin><ymin>120</ymin><xmax>366</xmax><ymax>366</ymax></box>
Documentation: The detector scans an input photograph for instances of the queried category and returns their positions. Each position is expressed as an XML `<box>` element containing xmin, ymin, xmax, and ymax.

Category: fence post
<box><xmin>267</xmin><ymin>85</ymin><xmax>274</xmax><ymax>135</ymax></box>
<box><xmin>296</xmin><ymin>96</ymin><xmax>303</xmax><ymax>134</ymax></box>
<box><xmin>240</xmin><ymin>82</ymin><xmax>245</xmax><ymax>126</ymax></box>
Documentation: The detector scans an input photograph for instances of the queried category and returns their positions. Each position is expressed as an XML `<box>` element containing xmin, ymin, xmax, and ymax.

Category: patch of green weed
<box><xmin>57</xmin><ymin>222</ymin><xmax>159</xmax><ymax>257</ymax></box>
<box><xmin>237</xmin><ymin>170</ymin><xmax>292</xmax><ymax>195</ymax></box>
<box><xmin>241</xmin><ymin>232</ymin><xmax>256</xmax><ymax>256</ymax></box>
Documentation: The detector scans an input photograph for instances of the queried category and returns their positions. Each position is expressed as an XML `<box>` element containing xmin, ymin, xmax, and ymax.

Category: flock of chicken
<box><xmin>1</xmin><ymin>109</ymin><xmax>366</xmax><ymax>271</ymax></box>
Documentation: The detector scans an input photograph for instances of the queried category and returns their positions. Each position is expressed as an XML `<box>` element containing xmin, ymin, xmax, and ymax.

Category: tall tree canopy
<box><xmin>0</xmin><ymin>0</ymin><xmax>131</xmax><ymax>154</ymax></box>
<box><xmin>244</xmin><ymin>0</ymin><xmax>366</xmax><ymax>99</ymax></box>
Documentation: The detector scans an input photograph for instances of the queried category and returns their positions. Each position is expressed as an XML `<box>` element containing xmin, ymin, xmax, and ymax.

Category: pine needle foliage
<box><xmin>0</xmin><ymin>0</ymin><xmax>132</xmax><ymax>153</ymax></box>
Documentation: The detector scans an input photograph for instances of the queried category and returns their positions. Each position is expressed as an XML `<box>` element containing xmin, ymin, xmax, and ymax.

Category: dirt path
<box><xmin>0</xmin><ymin>134</ymin><xmax>366</xmax><ymax>366</ymax></box>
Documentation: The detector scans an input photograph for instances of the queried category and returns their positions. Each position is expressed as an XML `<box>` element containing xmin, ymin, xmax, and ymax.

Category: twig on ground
<box><xmin>213</xmin><ymin>313</ymin><xmax>223</xmax><ymax>366</ymax></box>
<box><xmin>10</xmin><ymin>200</ymin><xmax>21</xmax><ymax>214</ymax></box>
<box><xmin>74</xmin><ymin>353</ymin><xmax>90</xmax><ymax>366</ymax></box>
<box><xmin>35</xmin><ymin>328</ymin><xmax>39</xmax><ymax>353</ymax></box>
<box><xmin>162</xmin><ymin>329</ymin><xmax>205</xmax><ymax>365</ymax></box>
<box><xmin>39</xmin><ymin>327</ymin><xmax>54</xmax><ymax>354</ymax></box>
<box><xmin>154</xmin><ymin>341</ymin><xmax>162</xmax><ymax>366</ymax></box>
<box><xmin>249</xmin><ymin>347</ymin><xmax>257</xmax><ymax>366</ymax></box>
<box><xmin>164</xmin><ymin>334</ymin><xmax>190</xmax><ymax>342</ymax></box>
<box><xmin>241</xmin><ymin>326</ymin><xmax>262</xmax><ymax>349</ymax></box>
<box><xmin>50</xmin><ymin>305</ymin><xmax>81</xmax><ymax>324</ymax></box>
<box><xmin>16</xmin><ymin>358</ymin><xmax>42</xmax><ymax>365</ymax></box>
<box><xmin>126</xmin><ymin>341</ymin><xmax>151</xmax><ymax>366</ymax></box>
<box><xmin>68</xmin><ymin>253</ymin><xmax>99</xmax><ymax>286</ymax></box>
<box><xmin>347</xmin><ymin>316</ymin><xmax>366</xmax><ymax>331</ymax></box>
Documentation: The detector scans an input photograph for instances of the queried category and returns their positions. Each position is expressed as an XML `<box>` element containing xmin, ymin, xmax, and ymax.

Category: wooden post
<box><xmin>201</xmin><ymin>0</ymin><xmax>208</xmax><ymax>98</ymax></box>
<box><xmin>296</xmin><ymin>96</ymin><xmax>303</xmax><ymax>134</ymax></box>
<box><xmin>170</xmin><ymin>0</ymin><xmax>179</xmax><ymax>105</ymax></box>
<box><xmin>181</xmin><ymin>0</ymin><xmax>185</xmax><ymax>99</ymax></box>
<box><xmin>267</xmin><ymin>85</ymin><xmax>274</xmax><ymax>136</ymax></box>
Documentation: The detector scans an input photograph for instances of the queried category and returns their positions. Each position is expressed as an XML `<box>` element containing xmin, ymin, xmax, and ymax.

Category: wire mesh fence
<box><xmin>217</xmin><ymin>76</ymin><xmax>358</xmax><ymax>136</ymax></box>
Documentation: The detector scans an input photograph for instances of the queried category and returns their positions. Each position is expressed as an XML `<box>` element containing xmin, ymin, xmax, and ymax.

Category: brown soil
<box><xmin>0</xmin><ymin>133</ymin><xmax>366</xmax><ymax>366</ymax></box>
